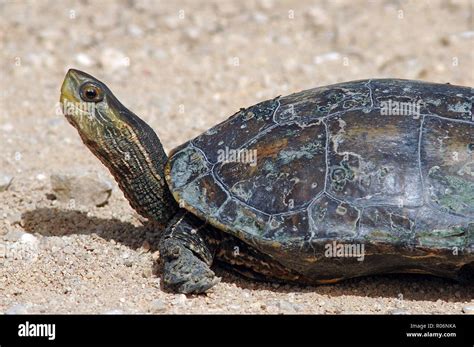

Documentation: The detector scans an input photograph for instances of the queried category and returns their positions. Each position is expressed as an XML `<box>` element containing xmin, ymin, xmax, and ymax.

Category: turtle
<box><xmin>60</xmin><ymin>69</ymin><xmax>474</xmax><ymax>294</ymax></box>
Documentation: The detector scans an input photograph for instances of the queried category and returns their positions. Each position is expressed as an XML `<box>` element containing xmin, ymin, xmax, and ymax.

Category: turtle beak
<box><xmin>60</xmin><ymin>69</ymin><xmax>98</xmax><ymax>131</ymax></box>
<box><xmin>60</xmin><ymin>69</ymin><xmax>82</xmax><ymax>107</ymax></box>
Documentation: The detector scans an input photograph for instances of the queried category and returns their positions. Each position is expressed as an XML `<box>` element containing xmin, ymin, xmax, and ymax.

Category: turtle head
<box><xmin>60</xmin><ymin>68</ymin><xmax>131</xmax><ymax>144</ymax></box>
<box><xmin>60</xmin><ymin>69</ymin><xmax>178</xmax><ymax>224</ymax></box>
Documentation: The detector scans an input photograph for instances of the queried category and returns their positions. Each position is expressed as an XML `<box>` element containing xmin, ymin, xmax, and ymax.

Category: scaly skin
<box><xmin>60</xmin><ymin>69</ymin><xmax>178</xmax><ymax>225</ymax></box>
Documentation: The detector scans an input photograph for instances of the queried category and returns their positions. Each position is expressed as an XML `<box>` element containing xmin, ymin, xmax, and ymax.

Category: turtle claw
<box><xmin>177</xmin><ymin>274</ymin><xmax>221</xmax><ymax>295</ymax></box>
<box><xmin>160</xmin><ymin>238</ymin><xmax>220</xmax><ymax>294</ymax></box>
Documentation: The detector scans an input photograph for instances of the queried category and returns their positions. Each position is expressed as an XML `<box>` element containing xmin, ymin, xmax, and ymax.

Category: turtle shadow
<box><xmin>214</xmin><ymin>266</ymin><xmax>474</xmax><ymax>304</ymax></box>
<box><xmin>21</xmin><ymin>207</ymin><xmax>162</xmax><ymax>252</ymax></box>
<box><xmin>21</xmin><ymin>207</ymin><xmax>474</xmax><ymax>303</ymax></box>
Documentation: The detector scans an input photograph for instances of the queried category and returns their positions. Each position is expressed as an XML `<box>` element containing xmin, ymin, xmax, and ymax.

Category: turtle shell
<box><xmin>165</xmin><ymin>79</ymin><xmax>473</xmax><ymax>279</ymax></box>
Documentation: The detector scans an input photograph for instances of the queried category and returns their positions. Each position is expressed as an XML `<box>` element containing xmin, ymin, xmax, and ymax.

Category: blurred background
<box><xmin>1</xmin><ymin>0</ymin><xmax>473</xmax><ymax>155</ymax></box>
<box><xmin>0</xmin><ymin>0</ymin><xmax>472</xmax><ymax>314</ymax></box>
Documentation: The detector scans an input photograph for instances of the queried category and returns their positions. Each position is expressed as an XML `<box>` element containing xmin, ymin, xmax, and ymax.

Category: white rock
<box><xmin>306</xmin><ymin>7</ymin><xmax>331</xmax><ymax>29</ymax></box>
<box><xmin>75</xmin><ymin>53</ymin><xmax>94</xmax><ymax>67</ymax></box>
<box><xmin>0</xmin><ymin>123</ymin><xmax>14</xmax><ymax>132</ymax></box>
<box><xmin>0</xmin><ymin>174</ymin><xmax>13</xmax><ymax>192</ymax></box>
<box><xmin>171</xmin><ymin>294</ymin><xmax>187</xmax><ymax>306</ymax></box>
<box><xmin>103</xmin><ymin>309</ymin><xmax>124</xmax><ymax>314</ymax></box>
<box><xmin>7</xmin><ymin>212</ymin><xmax>22</xmax><ymax>226</ymax></box>
<box><xmin>184</xmin><ymin>27</ymin><xmax>200</xmax><ymax>41</ymax></box>
<box><xmin>6</xmin><ymin>304</ymin><xmax>29</xmax><ymax>314</ymax></box>
<box><xmin>277</xmin><ymin>300</ymin><xmax>296</xmax><ymax>312</ymax></box>
<box><xmin>121</xmin><ymin>252</ymin><xmax>130</xmax><ymax>259</ymax></box>
<box><xmin>36</xmin><ymin>173</ymin><xmax>47</xmax><ymax>181</ymax></box>
<box><xmin>462</xmin><ymin>305</ymin><xmax>474</xmax><ymax>314</ymax></box>
<box><xmin>457</xmin><ymin>31</ymin><xmax>474</xmax><ymax>38</ymax></box>
<box><xmin>128</xmin><ymin>24</ymin><xmax>143</xmax><ymax>37</ymax></box>
<box><xmin>252</xmin><ymin>12</ymin><xmax>268</xmax><ymax>24</ymax></box>
<box><xmin>313</xmin><ymin>52</ymin><xmax>341</xmax><ymax>65</ymax></box>
<box><xmin>5</xmin><ymin>233</ymin><xmax>39</xmax><ymax>262</ymax></box>
<box><xmin>20</xmin><ymin>233</ymin><xmax>39</xmax><ymax>246</ymax></box>
<box><xmin>3</xmin><ymin>229</ymin><xmax>26</xmax><ymax>242</ymax></box>
<box><xmin>149</xmin><ymin>299</ymin><xmax>167</xmax><ymax>313</ymax></box>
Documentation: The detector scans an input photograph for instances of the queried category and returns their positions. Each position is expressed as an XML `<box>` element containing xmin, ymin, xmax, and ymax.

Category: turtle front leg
<box><xmin>159</xmin><ymin>210</ymin><xmax>220</xmax><ymax>294</ymax></box>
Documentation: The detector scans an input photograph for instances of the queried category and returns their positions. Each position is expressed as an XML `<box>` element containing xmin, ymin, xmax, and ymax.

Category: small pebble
<box><xmin>171</xmin><ymin>294</ymin><xmax>187</xmax><ymax>306</ymax></box>
<box><xmin>0</xmin><ymin>123</ymin><xmax>14</xmax><ymax>132</ymax></box>
<box><xmin>149</xmin><ymin>299</ymin><xmax>167</xmax><ymax>313</ymax></box>
<box><xmin>142</xmin><ymin>268</ymin><xmax>153</xmax><ymax>278</ymax></box>
<box><xmin>3</xmin><ymin>229</ymin><xmax>26</xmax><ymax>242</ymax></box>
<box><xmin>36</xmin><ymin>173</ymin><xmax>47</xmax><ymax>181</ymax></box>
<box><xmin>141</xmin><ymin>240</ymin><xmax>151</xmax><ymax>252</ymax></box>
<box><xmin>50</xmin><ymin>171</ymin><xmax>112</xmax><ymax>207</ymax></box>
<box><xmin>19</xmin><ymin>233</ymin><xmax>39</xmax><ymax>246</ymax></box>
<box><xmin>252</xmin><ymin>12</ymin><xmax>268</xmax><ymax>24</ymax></box>
<box><xmin>123</xmin><ymin>258</ymin><xmax>133</xmax><ymax>267</ymax></box>
<box><xmin>292</xmin><ymin>303</ymin><xmax>305</xmax><ymax>312</ymax></box>
<box><xmin>62</xmin><ymin>245</ymin><xmax>74</xmax><ymax>254</ymax></box>
<box><xmin>462</xmin><ymin>305</ymin><xmax>474</xmax><ymax>314</ymax></box>
<box><xmin>6</xmin><ymin>304</ymin><xmax>29</xmax><ymax>314</ymax></box>
<box><xmin>0</xmin><ymin>174</ymin><xmax>13</xmax><ymax>192</ymax></box>
<box><xmin>8</xmin><ymin>212</ymin><xmax>23</xmax><ymax>226</ymax></box>
<box><xmin>75</xmin><ymin>53</ymin><xmax>94</xmax><ymax>67</ymax></box>
<box><xmin>277</xmin><ymin>300</ymin><xmax>296</xmax><ymax>312</ymax></box>
<box><xmin>127</xmin><ymin>24</ymin><xmax>143</xmax><ymax>37</ymax></box>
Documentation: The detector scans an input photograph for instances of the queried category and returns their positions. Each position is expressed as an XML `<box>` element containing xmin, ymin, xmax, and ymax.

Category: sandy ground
<box><xmin>0</xmin><ymin>0</ymin><xmax>473</xmax><ymax>314</ymax></box>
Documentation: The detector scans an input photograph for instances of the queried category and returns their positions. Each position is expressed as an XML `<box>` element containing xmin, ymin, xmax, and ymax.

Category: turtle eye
<box><xmin>80</xmin><ymin>82</ymin><xmax>104</xmax><ymax>102</ymax></box>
